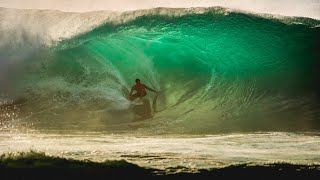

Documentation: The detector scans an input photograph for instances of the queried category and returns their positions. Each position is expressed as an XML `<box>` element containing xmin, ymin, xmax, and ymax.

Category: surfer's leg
<box><xmin>139</xmin><ymin>92</ymin><xmax>147</xmax><ymax>101</ymax></box>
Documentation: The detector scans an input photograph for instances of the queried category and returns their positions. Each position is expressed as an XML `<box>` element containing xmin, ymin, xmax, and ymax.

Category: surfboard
<box><xmin>129</xmin><ymin>97</ymin><xmax>143</xmax><ymax>105</ymax></box>
<box><xmin>130</xmin><ymin>100</ymin><xmax>143</xmax><ymax>106</ymax></box>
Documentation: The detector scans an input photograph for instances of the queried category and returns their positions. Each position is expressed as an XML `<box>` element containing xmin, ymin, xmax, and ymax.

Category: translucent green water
<box><xmin>2</xmin><ymin>9</ymin><xmax>320</xmax><ymax>134</ymax></box>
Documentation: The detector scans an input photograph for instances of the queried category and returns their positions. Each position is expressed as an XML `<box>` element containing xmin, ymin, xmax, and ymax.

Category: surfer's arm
<box><xmin>144</xmin><ymin>85</ymin><xmax>157</xmax><ymax>93</ymax></box>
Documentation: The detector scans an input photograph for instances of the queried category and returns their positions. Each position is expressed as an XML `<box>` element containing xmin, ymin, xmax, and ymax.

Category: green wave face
<box><xmin>12</xmin><ymin>11</ymin><xmax>320</xmax><ymax>134</ymax></box>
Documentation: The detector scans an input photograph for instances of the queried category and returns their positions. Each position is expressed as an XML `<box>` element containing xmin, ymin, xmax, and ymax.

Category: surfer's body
<box><xmin>129</xmin><ymin>79</ymin><xmax>158</xmax><ymax>101</ymax></box>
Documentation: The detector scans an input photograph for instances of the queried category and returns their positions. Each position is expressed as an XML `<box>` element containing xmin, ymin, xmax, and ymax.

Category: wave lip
<box><xmin>1</xmin><ymin>0</ymin><xmax>320</xmax><ymax>20</ymax></box>
<box><xmin>0</xmin><ymin>6</ymin><xmax>319</xmax><ymax>46</ymax></box>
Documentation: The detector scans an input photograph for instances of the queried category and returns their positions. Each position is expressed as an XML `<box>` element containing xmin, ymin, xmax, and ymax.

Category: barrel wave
<box><xmin>1</xmin><ymin>8</ymin><xmax>320</xmax><ymax>134</ymax></box>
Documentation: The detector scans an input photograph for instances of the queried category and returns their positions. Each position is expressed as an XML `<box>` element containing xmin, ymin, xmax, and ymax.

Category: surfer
<box><xmin>128</xmin><ymin>79</ymin><xmax>158</xmax><ymax>101</ymax></box>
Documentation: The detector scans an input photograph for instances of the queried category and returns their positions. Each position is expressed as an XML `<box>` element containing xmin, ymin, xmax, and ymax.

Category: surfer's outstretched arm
<box><xmin>144</xmin><ymin>85</ymin><xmax>157</xmax><ymax>93</ymax></box>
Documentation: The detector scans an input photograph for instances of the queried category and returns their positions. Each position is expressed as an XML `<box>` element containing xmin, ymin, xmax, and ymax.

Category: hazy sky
<box><xmin>0</xmin><ymin>0</ymin><xmax>319</xmax><ymax>19</ymax></box>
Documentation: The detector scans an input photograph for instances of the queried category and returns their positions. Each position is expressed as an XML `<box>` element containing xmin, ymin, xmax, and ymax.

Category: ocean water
<box><xmin>1</xmin><ymin>131</ymin><xmax>320</xmax><ymax>171</ymax></box>
<box><xmin>0</xmin><ymin>6</ymin><xmax>320</xmax><ymax>171</ymax></box>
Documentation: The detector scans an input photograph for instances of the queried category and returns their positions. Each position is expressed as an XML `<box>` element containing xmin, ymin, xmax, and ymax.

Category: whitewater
<box><xmin>0</xmin><ymin>2</ymin><xmax>320</xmax><ymax>172</ymax></box>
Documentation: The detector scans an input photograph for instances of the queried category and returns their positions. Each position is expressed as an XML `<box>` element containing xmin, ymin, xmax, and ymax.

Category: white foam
<box><xmin>1</xmin><ymin>0</ymin><xmax>319</xmax><ymax>20</ymax></box>
<box><xmin>1</xmin><ymin>132</ymin><xmax>319</xmax><ymax>170</ymax></box>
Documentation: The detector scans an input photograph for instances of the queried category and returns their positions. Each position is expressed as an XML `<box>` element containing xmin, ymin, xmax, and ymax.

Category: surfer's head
<box><xmin>135</xmin><ymin>78</ymin><xmax>141</xmax><ymax>84</ymax></box>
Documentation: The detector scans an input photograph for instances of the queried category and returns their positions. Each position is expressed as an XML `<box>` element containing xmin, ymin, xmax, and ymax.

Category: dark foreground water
<box><xmin>0</xmin><ymin>132</ymin><xmax>319</xmax><ymax>172</ymax></box>
<box><xmin>0</xmin><ymin>150</ymin><xmax>320</xmax><ymax>179</ymax></box>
